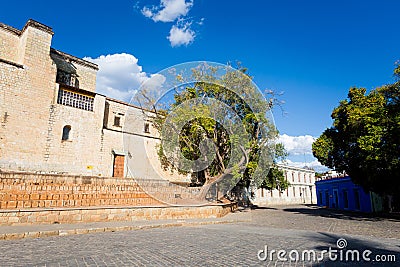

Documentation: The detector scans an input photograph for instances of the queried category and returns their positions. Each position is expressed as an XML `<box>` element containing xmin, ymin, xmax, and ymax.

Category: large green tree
<box><xmin>141</xmin><ymin>63</ymin><xmax>288</xmax><ymax>200</ymax></box>
<box><xmin>312</xmin><ymin>64</ymin><xmax>400</xmax><ymax>196</ymax></box>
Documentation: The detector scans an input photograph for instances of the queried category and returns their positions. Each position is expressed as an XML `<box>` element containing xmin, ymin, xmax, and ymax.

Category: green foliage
<box><xmin>152</xmin><ymin>64</ymin><xmax>285</xmax><ymax>191</ymax></box>
<box><xmin>312</xmin><ymin>65</ymin><xmax>400</xmax><ymax>195</ymax></box>
<box><xmin>261</xmin><ymin>167</ymin><xmax>290</xmax><ymax>191</ymax></box>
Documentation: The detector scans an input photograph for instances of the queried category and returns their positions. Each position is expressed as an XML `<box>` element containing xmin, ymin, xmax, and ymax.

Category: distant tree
<box><xmin>260</xmin><ymin>165</ymin><xmax>290</xmax><ymax>192</ymax></box>
<box><xmin>314</xmin><ymin>172</ymin><xmax>326</xmax><ymax>179</ymax></box>
<box><xmin>312</xmin><ymin>63</ymin><xmax>400</xmax><ymax>198</ymax></box>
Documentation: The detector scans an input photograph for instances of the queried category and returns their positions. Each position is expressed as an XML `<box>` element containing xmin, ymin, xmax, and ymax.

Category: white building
<box><xmin>252</xmin><ymin>164</ymin><xmax>317</xmax><ymax>206</ymax></box>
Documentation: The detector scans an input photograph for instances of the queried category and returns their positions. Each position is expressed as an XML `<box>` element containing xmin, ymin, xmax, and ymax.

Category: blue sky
<box><xmin>2</xmin><ymin>0</ymin><xmax>399</xmax><ymax>170</ymax></box>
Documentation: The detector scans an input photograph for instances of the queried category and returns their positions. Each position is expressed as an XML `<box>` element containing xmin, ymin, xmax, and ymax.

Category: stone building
<box><xmin>0</xmin><ymin>19</ymin><xmax>185</xmax><ymax>183</ymax></box>
<box><xmin>252</xmin><ymin>164</ymin><xmax>317</xmax><ymax>205</ymax></box>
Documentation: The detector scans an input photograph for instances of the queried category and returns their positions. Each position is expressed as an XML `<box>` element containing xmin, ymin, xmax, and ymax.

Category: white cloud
<box><xmin>278</xmin><ymin>134</ymin><xmax>315</xmax><ymax>156</ymax></box>
<box><xmin>146</xmin><ymin>73</ymin><xmax>167</xmax><ymax>90</ymax></box>
<box><xmin>141</xmin><ymin>0</ymin><xmax>194</xmax><ymax>22</ymax></box>
<box><xmin>141</xmin><ymin>7</ymin><xmax>154</xmax><ymax>18</ymax></box>
<box><xmin>197</xmin><ymin>17</ymin><xmax>205</xmax><ymax>25</ymax></box>
<box><xmin>139</xmin><ymin>0</ymin><xmax>199</xmax><ymax>47</ymax></box>
<box><xmin>167</xmin><ymin>22</ymin><xmax>195</xmax><ymax>47</ymax></box>
<box><xmin>277</xmin><ymin>133</ymin><xmax>329</xmax><ymax>172</ymax></box>
<box><xmin>83</xmin><ymin>53</ymin><xmax>149</xmax><ymax>102</ymax></box>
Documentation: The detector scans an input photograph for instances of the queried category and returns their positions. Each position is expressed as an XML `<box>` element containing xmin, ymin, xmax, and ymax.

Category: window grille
<box><xmin>57</xmin><ymin>89</ymin><xmax>94</xmax><ymax>111</ymax></box>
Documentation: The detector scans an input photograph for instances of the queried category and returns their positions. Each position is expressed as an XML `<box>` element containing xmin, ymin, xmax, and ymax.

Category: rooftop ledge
<box><xmin>0</xmin><ymin>19</ymin><xmax>53</xmax><ymax>36</ymax></box>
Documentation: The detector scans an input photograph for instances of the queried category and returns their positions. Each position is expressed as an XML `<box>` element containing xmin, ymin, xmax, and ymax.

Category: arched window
<box><xmin>62</xmin><ymin>125</ymin><xmax>71</xmax><ymax>140</ymax></box>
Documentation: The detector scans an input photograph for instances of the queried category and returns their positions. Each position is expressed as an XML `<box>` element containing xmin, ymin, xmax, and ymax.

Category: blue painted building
<box><xmin>316</xmin><ymin>176</ymin><xmax>383</xmax><ymax>213</ymax></box>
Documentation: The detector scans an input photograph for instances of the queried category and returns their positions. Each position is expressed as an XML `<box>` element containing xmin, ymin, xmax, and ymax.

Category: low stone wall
<box><xmin>0</xmin><ymin>203</ymin><xmax>237</xmax><ymax>226</ymax></box>
<box><xmin>0</xmin><ymin>171</ymin><xmax>164</xmax><ymax>209</ymax></box>
<box><xmin>0</xmin><ymin>171</ymin><xmax>237</xmax><ymax>225</ymax></box>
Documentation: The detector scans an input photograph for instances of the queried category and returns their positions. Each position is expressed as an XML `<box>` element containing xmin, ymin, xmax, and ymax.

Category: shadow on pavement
<box><xmin>250</xmin><ymin>205</ymin><xmax>277</xmax><ymax>210</ymax></box>
<box><xmin>283</xmin><ymin>205</ymin><xmax>400</xmax><ymax>222</ymax></box>
<box><xmin>310</xmin><ymin>232</ymin><xmax>400</xmax><ymax>266</ymax></box>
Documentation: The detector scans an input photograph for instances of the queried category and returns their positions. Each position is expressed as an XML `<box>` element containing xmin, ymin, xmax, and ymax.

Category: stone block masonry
<box><xmin>0</xmin><ymin>171</ymin><xmax>237</xmax><ymax>226</ymax></box>
<box><xmin>0</xmin><ymin>171</ymin><xmax>163</xmax><ymax>210</ymax></box>
<box><xmin>0</xmin><ymin>203</ymin><xmax>236</xmax><ymax>226</ymax></box>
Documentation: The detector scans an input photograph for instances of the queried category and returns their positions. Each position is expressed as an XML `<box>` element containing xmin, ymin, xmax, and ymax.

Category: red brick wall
<box><xmin>0</xmin><ymin>171</ymin><xmax>164</xmax><ymax>209</ymax></box>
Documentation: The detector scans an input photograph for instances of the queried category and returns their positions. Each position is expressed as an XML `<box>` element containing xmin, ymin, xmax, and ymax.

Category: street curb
<box><xmin>0</xmin><ymin>219</ymin><xmax>249</xmax><ymax>241</ymax></box>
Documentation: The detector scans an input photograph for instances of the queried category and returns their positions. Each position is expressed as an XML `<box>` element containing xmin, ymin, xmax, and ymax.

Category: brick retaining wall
<box><xmin>0</xmin><ymin>171</ymin><xmax>237</xmax><ymax>225</ymax></box>
<box><xmin>0</xmin><ymin>204</ymin><xmax>237</xmax><ymax>226</ymax></box>
<box><xmin>0</xmin><ymin>171</ymin><xmax>164</xmax><ymax>209</ymax></box>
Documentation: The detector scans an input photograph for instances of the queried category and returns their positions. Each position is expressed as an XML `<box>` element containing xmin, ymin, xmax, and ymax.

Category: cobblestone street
<box><xmin>0</xmin><ymin>205</ymin><xmax>399</xmax><ymax>266</ymax></box>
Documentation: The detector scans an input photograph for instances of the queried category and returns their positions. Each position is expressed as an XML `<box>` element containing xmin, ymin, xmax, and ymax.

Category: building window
<box><xmin>292</xmin><ymin>173</ymin><xmax>295</xmax><ymax>182</ymax></box>
<box><xmin>293</xmin><ymin>187</ymin><xmax>296</xmax><ymax>197</ymax></box>
<box><xmin>62</xmin><ymin>125</ymin><xmax>71</xmax><ymax>141</ymax></box>
<box><xmin>114</xmin><ymin>116</ymin><xmax>121</xmax><ymax>127</ymax></box>
<box><xmin>56</xmin><ymin>69</ymin><xmax>79</xmax><ymax>88</ymax></box>
<box><xmin>298</xmin><ymin>173</ymin><xmax>301</xmax><ymax>182</ymax></box>
<box><xmin>144</xmin><ymin>122</ymin><xmax>150</xmax><ymax>133</ymax></box>
<box><xmin>56</xmin><ymin>70</ymin><xmax>71</xmax><ymax>86</ymax></box>
<box><xmin>57</xmin><ymin>89</ymin><xmax>94</xmax><ymax>111</ymax></box>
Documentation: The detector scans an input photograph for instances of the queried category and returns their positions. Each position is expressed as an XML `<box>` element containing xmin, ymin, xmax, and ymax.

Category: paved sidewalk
<box><xmin>0</xmin><ymin>208</ymin><xmax>251</xmax><ymax>240</ymax></box>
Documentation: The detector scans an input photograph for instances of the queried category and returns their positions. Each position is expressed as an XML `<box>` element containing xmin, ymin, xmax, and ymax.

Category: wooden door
<box><xmin>113</xmin><ymin>155</ymin><xmax>125</xmax><ymax>178</ymax></box>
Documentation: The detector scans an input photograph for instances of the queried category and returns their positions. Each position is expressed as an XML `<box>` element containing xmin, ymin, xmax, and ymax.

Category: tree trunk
<box><xmin>196</xmin><ymin>172</ymin><xmax>231</xmax><ymax>201</ymax></box>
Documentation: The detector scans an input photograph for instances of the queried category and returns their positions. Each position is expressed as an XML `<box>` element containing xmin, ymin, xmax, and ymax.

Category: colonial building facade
<box><xmin>0</xmin><ymin>19</ymin><xmax>184</xmax><ymax>183</ymax></box>
<box><xmin>252</xmin><ymin>164</ymin><xmax>317</xmax><ymax>205</ymax></box>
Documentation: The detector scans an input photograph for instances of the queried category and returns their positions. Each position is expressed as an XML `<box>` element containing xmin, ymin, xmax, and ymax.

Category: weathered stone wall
<box><xmin>42</xmin><ymin>92</ymin><xmax>106</xmax><ymax>175</ymax></box>
<box><xmin>0</xmin><ymin>20</ymin><xmax>191</xmax><ymax>184</ymax></box>
<box><xmin>0</xmin><ymin>171</ymin><xmax>164</xmax><ymax>211</ymax></box>
<box><xmin>0</xmin><ymin>203</ymin><xmax>236</xmax><ymax>226</ymax></box>
<box><xmin>0</xmin><ymin>20</ymin><xmax>101</xmax><ymax>176</ymax></box>
<box><xmin>0</xmin><ymin>24</ymin><xmax>19</xmax><ymax>62</ymax></box>
<box><xmin>0</xmin><ymin>171</ymin><xmax>236</xmax><ymax>226</ymax></box>
<box><xmin>102</xmin><ymin>98</ymin><xmax>191</xmax><ymax>183</ymax></box>
<box><xmin>0</xmin><ymin>21</ymin><xmax>57</xmax><ymax>173</ymax></box>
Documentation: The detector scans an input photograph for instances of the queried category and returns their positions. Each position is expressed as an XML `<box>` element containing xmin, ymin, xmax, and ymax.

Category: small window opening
<box><xmin>114</xmin><ymin>116</ymin><xmax>121</xmax><ymax>127</ymax></box>
<box><xmin>144</xmin><ymin>122</ymin><xmax>150</xmax><ymax>133</ymax></box>
<box><xmin>62</xmin><ymin>125</ymin><xmax>71</xmax><ymax>140</ymax></box>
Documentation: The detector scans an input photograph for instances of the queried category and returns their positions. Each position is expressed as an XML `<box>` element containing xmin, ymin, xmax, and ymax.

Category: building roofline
<box><xmin>22</xmin><ymin>19</ymin><xmax>53</xmax><ymax>35</ymax></box>
<box><xmin>277</xmin><ymin>163</ymin><xmax>315</xmax><ymax>173</ymax></box>
<box><xmin>0</xmin><ymin>22</ymin><xmax>21</xmax><ymax>36</ymax></box>
<box><xmin>105</xmin><ymin>97</ymin><xmax>159</xmax><ymax>115</ymax></box>
<box><xmin>0</xmin><ymin>20</ymin><xmax>96</xmax><ymax>72</ymax></box>
<box><xmin>315</xmin><ymin>176</ymin><xmax>351</xmax><ymax>183</ymax></box>
<box><xmin>50</xmin><ymin>48</ymin><xmax>98</xmax><ymax>71</ymax></box>
<box><xmin>0</xmin><ymin>19</ymin><xmax>53</xmax><ymax>36</ymax></box>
